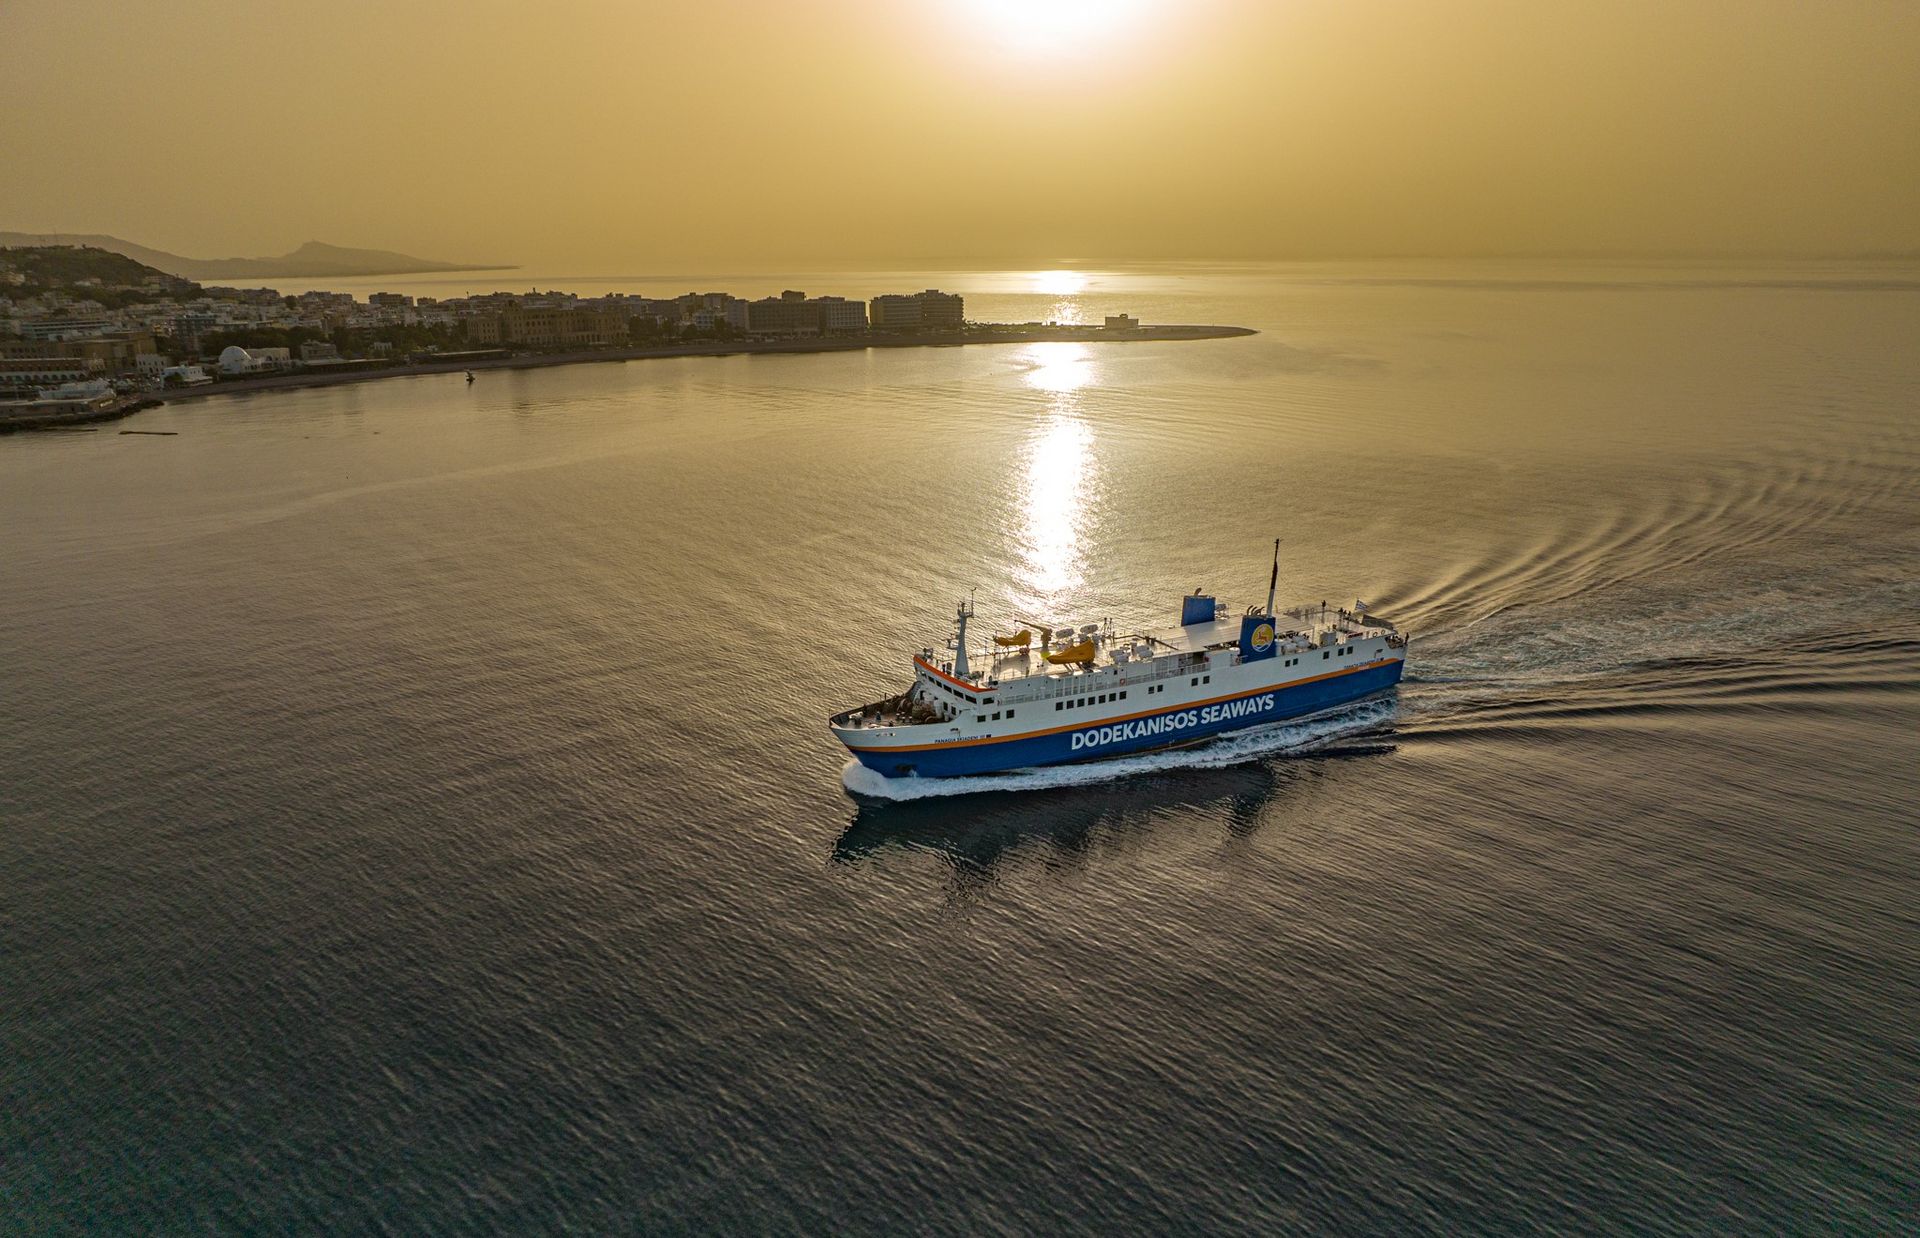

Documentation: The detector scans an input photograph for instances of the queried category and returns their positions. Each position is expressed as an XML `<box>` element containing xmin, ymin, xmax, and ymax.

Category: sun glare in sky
<box><xmin>968</xmin><ymin>0</ymin><xmax>1156</xmax><ymax>57</ymax></box>
<box><xmin>5</xmin><ymin>1</ymin><xmax>1919</xmax><ymax>266</ymax></box>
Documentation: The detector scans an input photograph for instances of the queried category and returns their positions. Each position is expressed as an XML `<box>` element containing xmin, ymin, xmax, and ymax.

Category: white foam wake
<box><xmin>840</xmin><ymin>697</ymin><xmax>1399</xmax><ymax>801</ymax></box>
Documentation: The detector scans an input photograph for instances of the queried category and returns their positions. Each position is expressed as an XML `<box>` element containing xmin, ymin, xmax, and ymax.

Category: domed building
<box><xmin>217</xmin><ymin>345</ymin><xmax>258</xmax><ymax>375</ymax></box>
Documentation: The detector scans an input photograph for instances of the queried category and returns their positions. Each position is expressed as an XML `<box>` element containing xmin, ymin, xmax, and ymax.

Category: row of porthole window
<box><xmin>975</xmin><ymin>708</ymin><xmax>1016</xmax><ymax>722</ymax></box>
<box><xmin>1188</xmin><ymin>674</ymin><xmax>1213</xmax><ymax>687</ymax></box>
<box><xmin>1053</xmin><ymin>689</ymin><xmax>1129</xmax><ymax>712</ymax></box>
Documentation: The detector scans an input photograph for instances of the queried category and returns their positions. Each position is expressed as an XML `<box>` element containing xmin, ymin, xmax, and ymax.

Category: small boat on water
<box><xmin>829</xmin><ymin>542</ymin><xmax>1410</xmax><ymax>779</ymax></box>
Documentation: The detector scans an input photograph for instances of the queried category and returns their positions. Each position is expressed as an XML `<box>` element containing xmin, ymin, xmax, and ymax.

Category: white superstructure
<box><xmin>830</xmin><ymin>544</ymin><xmax>1410</xmax><ymax>780</ymax></box>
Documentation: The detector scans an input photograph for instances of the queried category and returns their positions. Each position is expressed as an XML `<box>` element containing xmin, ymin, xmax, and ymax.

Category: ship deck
<box><xmin>952</xmin><ymin>605</ymin><xmax>1400</xmax><ymax>691</ymax></box>
<box><xmin>835</xmin><ymin>604</ymin><xmax>1405</xmax><ymax>734</ymax></box>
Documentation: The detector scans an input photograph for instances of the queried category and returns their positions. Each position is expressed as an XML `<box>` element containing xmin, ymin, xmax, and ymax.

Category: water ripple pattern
<box><xmin>3</xmin><ymin>260</ymin><xmax>1917</xmax><ymax>1233</ymax></box>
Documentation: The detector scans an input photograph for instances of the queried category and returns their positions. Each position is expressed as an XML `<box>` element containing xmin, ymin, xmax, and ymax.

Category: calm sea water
<box><xmin>4</xmin><ymin>262</ymin><xmax>1917</xmax><ymax>1232</ymax></box>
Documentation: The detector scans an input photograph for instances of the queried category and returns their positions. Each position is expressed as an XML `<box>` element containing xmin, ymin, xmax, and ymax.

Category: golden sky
<box><xmin>4</xmin><ymin>0</ymin><xmax>1917</xmax><ymax>266</ymax></box>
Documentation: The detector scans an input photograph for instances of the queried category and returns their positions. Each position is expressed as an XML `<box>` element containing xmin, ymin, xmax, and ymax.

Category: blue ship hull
<box><xmin>849</xmin><ymin>658</ymin><xmax>1403</xmax><ymax>780</ymax></box>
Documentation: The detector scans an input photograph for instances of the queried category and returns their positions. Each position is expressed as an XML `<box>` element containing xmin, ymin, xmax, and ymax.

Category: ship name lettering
<box><xmin>1068</xmin><ymin>693</ymin><xmax>1276</xmax><ymax>750</ymax></box>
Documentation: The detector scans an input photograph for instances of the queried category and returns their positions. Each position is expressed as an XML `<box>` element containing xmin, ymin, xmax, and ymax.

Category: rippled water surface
<box><xmin>4</xmin><ymin>262</ymin><xmax>1917</xmax><ymax>1232</ymax></box>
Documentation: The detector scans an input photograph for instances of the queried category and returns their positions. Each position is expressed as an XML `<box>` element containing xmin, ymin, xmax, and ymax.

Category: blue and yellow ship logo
<box><xmin>1251</xmin><ymin>622</ymin><xmax>1274</xmax><ymax>651</ymax></box>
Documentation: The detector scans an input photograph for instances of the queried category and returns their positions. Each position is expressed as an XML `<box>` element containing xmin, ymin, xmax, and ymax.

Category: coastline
<box><xmin>160</xmin><ymin>322</ymin><xmax>1256</xmax><ymax>403</ymax></box>
<box><xmin>1</xmin><ymin>322</ymin><xmax>1254</xmax><ymax>433</ymax></box>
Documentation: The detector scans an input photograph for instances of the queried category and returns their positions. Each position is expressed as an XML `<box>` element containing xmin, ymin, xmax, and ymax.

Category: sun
<box><xmin>968</xmin><ymin>0</ymin><xmax>1156</xmax><ymax>57</ymax></box>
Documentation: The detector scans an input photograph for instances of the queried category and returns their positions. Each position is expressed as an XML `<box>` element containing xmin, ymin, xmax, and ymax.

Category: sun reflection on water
<box><xmin>1017</xmin><ymin>344</ymin><xmax>1101</xmax><ymax>607</ymax></box>
<box><xmin>1020</xmin><ymin>410</ymin><xmax>1095</xmax><ymax>602</ymax></box>
<box><xmin>1028</xmin><ymin>270</ymin><xmax>1091</xmax><ymax>325</ymax></box>
<box><xmin>1030</xmin><ymin>269</ymin><xmax>1089</xmax><ymax>295</ymax></box>
<box><xmin>1019</xmin><ymin>341</ymin><xmax>1095</xmax><ymax>393</ymax></box>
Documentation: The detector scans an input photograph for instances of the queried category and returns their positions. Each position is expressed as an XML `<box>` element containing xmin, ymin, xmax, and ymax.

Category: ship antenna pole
<box><xmin>953</xmin><ymin>591</ymin><xmax>974</xmax><ymax>681</ymax></box>
<box><xmin>1266</xmin><ymin>538</ymin><xmax>1280</xmax><ymax>617</ymax></box>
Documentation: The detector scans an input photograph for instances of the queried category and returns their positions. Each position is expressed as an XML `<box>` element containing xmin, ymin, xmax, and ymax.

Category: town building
<box><xmin>169</xmin><ymin>312</ymin><xmax>218</xmax><ymax>351</ymax></box>
<box><xmin>1104</xmin><ymin>313</ymin><xmax>1140</xmax><ymax>329</ymax></box>
<box><xmin>0</xmin><ymin>330</ymin><xmax>156</xmax><ymax>374</ymax></box>
<box><xmin>18</xmin><ymin>316</ymin><xmax>114</xmax><ymax>341</ymax></box>
<box><xmin>204</xmin><ymin>287</ymin><xmax>287</xmax><ymax>307</ymax></box>
<box><xmin>812</xmin><ymin>296</ymin><xmax>868</xmax><ymax>332</ymax></box>
<box><xmin>671</xmin><ymin>293</ymin><xmax>749</xmax><ymax>331</ymax></box>
<box><xmin>465</xmin><ymin>303</ymin><xmax>628</xmax><ymax>349</ymax></box>
<box><xmin>218</xmin><ymin>346</ymin><xmax>271</xmax><ymax>375</ymax></box>
<box><xmin>744</xmin><ymin>291</ymin><xmax>871</xmax><ymax>335</ymax></box>
<box><xmin>869</xmin><ymin>289</ymin><xmax>964</xmax><ymax>330</ymax></box>
<box><xmin>0</xmin><ymin>357</ymin><xmax>90</xmax><ymax>395</ymax></box>
<box><xmin>746</xmin><ymin>291</ymin><xmax>818</xmax><ymax>335</ymax></box>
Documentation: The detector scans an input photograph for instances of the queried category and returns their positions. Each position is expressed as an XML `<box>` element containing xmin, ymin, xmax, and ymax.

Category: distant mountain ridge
<box><xmin>0</xmin><ymin>233</ymin><xmax>513</xmax><ymax>280</ymax></box>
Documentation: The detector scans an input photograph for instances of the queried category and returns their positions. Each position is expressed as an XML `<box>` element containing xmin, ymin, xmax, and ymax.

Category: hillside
<box><xmin>0</xmin><ymin>233</ymin><xmax>511</xmax><ymax>280</ymax></box>
<box><xmin>0</xmin><ymin>245</ymin><xmax>203</xmax><ymax>306</ymax></box>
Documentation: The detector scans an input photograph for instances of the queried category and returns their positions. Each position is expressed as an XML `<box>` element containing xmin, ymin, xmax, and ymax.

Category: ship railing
<box><xmin>949</xmin><ymin>622</ymin><xmax>1403</xmax><ymax>695</ymax></box>
<box><xmin>953</xmin><ymin>650</ymin><xmax>1228</xmax><ymax>703</ymax></box>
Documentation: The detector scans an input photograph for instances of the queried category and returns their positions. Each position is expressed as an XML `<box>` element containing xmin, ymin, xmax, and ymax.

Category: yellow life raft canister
<box><xmin>1043</xmin><ymin>639</ymin><xmax>1096</xmax><ymax>665</ymax></box>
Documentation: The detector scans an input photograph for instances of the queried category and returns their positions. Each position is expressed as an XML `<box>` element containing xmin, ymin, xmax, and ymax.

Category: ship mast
<box><xmin>951</xmin><ymin>594</ymin><xmax>975</xmax><ymax>679</ymax></box>
<box><xmin>1266</xmin><ymin>538</ymin><xmax>1280</xmax><ymax>617</ymax></box>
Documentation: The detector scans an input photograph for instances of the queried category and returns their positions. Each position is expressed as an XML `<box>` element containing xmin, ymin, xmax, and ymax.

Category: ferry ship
<box><xmin>830</xmin><ymin>543</ymin><xmax>1409</xmax><ymax>779</ymax></box>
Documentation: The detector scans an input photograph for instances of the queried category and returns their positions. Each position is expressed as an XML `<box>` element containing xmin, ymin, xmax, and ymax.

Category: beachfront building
<box><xmin>0</xmin><ymin>357</ymin><xmax>90</xmax><ymax>395</ymax></box>
<box><xmin>465</xmin><ymin>304</ymin><xmax>627</xmax><ymax>349</ymax></box>
<box><xmin>218</xmin><ymin>346</ymin><xmax>271</xmax><ymax>375</ymax></box>
<box><xmin>0</xmin><ymin>331</ymin><xmax>155</xmax><ymax>375</ymax></box>
<box><xmin>742</xmin><ymin>292</ymin><xmax>869</xmax><ymax>335</ymax></box>
<box><xmin>869</xmin><ymin>289</ymin><xmax>964</xmax><ymax>330</ymax></box>
<box><xmin>812</xmin><ymin>296</ymin><xmax>868</xmax><ymax>332</ymax></box>
<box><xmin>672</xmin><ymin>293</ymin><xmax>749</xmax><ymax>332</ymax></box>
<box><xmin>746</xmin><ymin>291</ymin><xmax>818</xmax><ymax>335</ymax></box>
